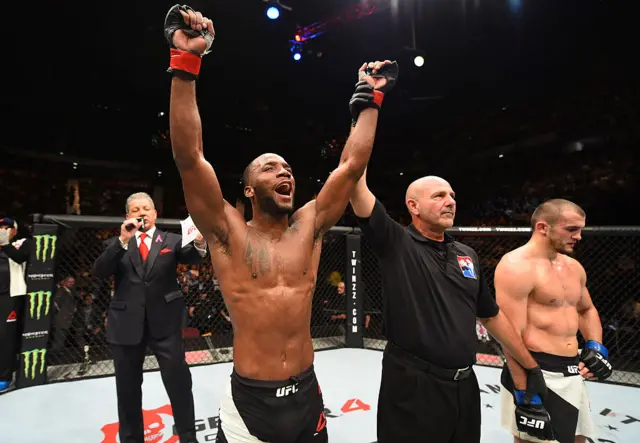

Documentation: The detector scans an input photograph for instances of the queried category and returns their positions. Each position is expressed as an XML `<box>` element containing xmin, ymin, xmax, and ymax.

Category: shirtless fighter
<box><xmin>163</xmin><ymin>5</ymin><xmax>398</xmax><ymax>442</ymax></box>
<box><xmin>495</xmin><ymin>199</ymin><xmax>613</xmax><ymax>443</ymax></box>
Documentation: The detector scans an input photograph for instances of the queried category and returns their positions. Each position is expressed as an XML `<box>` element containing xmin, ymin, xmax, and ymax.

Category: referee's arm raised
<box><xmin>350</xmin><ymin>166</ymin><xmax>376</xmax><ymax>218</ymax></box>
<box><xmin>350</xmin><ymin>167</ymin><xmax>405</xmax><ymax>256</ymax></box>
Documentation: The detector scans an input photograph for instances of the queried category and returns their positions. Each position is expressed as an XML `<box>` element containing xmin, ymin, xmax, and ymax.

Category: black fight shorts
<box><xmin>216</xmin><ymin>365</ymin><xmax>328</xmax><ymax>443</ymax></box>
<box><xmin>377</xmin><ymin>344</ymin><xmax>481</xmax><ymax>443</ymax></box>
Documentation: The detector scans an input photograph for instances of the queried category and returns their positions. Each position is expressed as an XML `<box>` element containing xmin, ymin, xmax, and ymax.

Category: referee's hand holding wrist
<box><xmin>524</xmin><ymin>365</ymin><xmax>548</xmax><ymax>403</ymax></box>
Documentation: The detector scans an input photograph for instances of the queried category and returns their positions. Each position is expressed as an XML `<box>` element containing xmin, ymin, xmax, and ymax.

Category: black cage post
<box><xmin>345</xmin><ymin>233</ymin><xmax>364</xmax><ymax>348</ymax></box>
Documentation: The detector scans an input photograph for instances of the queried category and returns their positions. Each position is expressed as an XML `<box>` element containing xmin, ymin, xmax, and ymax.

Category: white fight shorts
<box><xmin>500</xmin><ymin>351</ymin><xmax>597</xmax><ymax>443</ymax></box>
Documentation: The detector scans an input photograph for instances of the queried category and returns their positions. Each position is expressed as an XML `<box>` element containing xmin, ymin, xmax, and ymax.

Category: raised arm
<box><xmin>165</xmin><ymin>6</ymin><xmax>232</xmax><ymax>238</ymax></box>
<box><xmin>314</xmin><ymin>61</ymin><xmax>397</xmax><ymax>234</ymax></box>
<box><xmin>170</xmin><ymin>78</ymin><xmax>228</xmax><ymax>236</ymax></box>
<box><xmin>350</xmin><ymin>166</ymin><xmax>376</xmax><ymax>218</ymax></box>
<box><xmin>314</xmin><ymin>108</ymin><xmax>378</xmax><ymax>233</ymax></box>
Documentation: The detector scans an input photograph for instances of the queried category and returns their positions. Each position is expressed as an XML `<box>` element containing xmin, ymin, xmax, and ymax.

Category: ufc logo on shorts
<box><xmin>567</xmin><ymin>365</ymin><xmax>580</xmax><ymax>374</ymax></box>
<box><xmin>276</xmin><ymin>384</ymin><xmax>298</xmax><ymax>397</ymax></box>
<box><xmin>519</xmin><ymin>416</ymin><xmax>545</xmax><ymax>429</ymax></box>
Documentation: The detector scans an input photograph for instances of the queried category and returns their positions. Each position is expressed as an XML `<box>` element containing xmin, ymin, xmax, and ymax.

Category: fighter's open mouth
<box><xmin>275</xmin><ymin>182</ymin><xmax>292</xmax><ymax>196</ymax></box>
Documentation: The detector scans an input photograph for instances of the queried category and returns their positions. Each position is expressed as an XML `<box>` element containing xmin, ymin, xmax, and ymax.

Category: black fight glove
<box><xmin>164</xmin><ymin>4</ymin><xmax>215</xmax><ymax>80</ymax></box>
<box><xmin>349</xmin><ymin>61</ymin><xmax>399</xmax><ymax>125</ymax></box>
<box><xmin>513</xmin><ymin>389</ymin><xmax>555</xmax><ymax>441</ymax></box>
<box><xmin>580</xmin><ymin>340</ymin><xmax>613</xmax><ymax>380</ymax></box>
<box><xmin>524</xmin><ymin>366</ymin><xmax>549</xmax><ymax>403</ymax></box>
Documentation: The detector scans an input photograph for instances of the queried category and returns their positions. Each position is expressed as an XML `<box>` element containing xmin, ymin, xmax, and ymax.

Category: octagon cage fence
<box><xmin>12</xmin><ymin>215</ymin><xmax>640</xmax><ymax>390</ymax></box>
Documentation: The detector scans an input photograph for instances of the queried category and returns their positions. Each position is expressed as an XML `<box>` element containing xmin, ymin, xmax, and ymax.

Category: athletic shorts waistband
<box><xmin>231</xmin><ymin>365</ymin><xmax>316</xmax><ymax>391</ymax></box>
<box><xmin>530</xmin><ymin>351</ymin><xmax>580</xmax><ymax>376</ymax></box>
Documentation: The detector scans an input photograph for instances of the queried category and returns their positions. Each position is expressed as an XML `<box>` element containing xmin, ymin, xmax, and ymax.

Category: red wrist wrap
<box><xmin>169</xmin><ymin>48</ymin><xmax>202</xmax><ymax>77</ymax></box>
<box><xmin>373</xmin><ymin>90</ymin><xmax>384</xmax><ymax>107</ymax></box>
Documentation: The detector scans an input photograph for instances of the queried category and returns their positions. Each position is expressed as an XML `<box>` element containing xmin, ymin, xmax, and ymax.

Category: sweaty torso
<box><xmin>523</xmin><ymin>252</ymin><xmax>584</xmax><ymax>357</ymax></box>
<box><xmin>207</xmin><ymin>202</ymin><xmax>322</xmax><ymax>380</ymax></box>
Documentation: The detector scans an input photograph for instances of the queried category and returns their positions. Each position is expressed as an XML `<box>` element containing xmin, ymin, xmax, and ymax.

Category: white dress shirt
<box><xmin>120</xmin><ymin>226</ymin><xmax>206</xmax><ymax>256</ymax></box>
<box><xmin>119</xmin><ymin>226</ymin><xmax>156</xmax><ymax>250</ymax></box>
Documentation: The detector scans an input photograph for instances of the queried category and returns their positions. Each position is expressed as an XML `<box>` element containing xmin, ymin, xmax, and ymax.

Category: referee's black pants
<box><xmin>377</xmin><ymin>343</ymin><xmax>481</xmax><ymax>443</ymax></box>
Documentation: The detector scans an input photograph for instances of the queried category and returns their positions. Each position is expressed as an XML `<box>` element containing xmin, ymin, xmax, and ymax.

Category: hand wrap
<box><xmin>164</xmin><ymin>4</ymin><xmax>215</xmax><ymax>80</ymax></box>
<box><xmin>350</xmin><ymin>61</ymin><xmax>399</xmax><ymax>125</ymax></box>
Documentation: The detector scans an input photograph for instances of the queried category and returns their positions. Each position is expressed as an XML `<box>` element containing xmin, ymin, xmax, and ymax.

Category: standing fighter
<box><xmin>349</xmin><ymin>173</ymin><xmax>551</xmax><ymax>442</ymax></box>
<box><xmin>496</xmin><ymin>199</ymin><xmax>612</xmax><ymax>443</ymax></box>
<box><xmin>163</xmin><ymin>4</ymin><xmax>397</xmax><ymax>442</ymax></box>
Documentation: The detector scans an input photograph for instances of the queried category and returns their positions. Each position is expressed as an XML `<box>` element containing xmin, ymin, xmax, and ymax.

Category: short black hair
<box><xmin>531</xmin><ymin>199</ymin><xmax>585</xmax><ymax>228</ymax></box>
<box><xmin>242</xmin><ymin>160</ymin><xmax>255</xmax><ymax>186</ymax></box>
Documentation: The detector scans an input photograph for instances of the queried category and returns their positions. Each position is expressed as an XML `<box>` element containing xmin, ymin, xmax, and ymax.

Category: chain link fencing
<box><xmin>38</xmin><ymin>216</ymin><xmax>352</xmax><ymax>382</ymax></box>
<box><xmin>32</xmin><ymin>216</ymin><xmax>640</xmax><ymax>387</ymax></box>
<box><xmin>362</xmin><ymin>227</ymin><xmax>640</xmax><ymax>386</ymax></box>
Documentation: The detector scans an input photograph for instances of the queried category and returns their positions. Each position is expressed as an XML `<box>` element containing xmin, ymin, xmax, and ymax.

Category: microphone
<box><xmin>125</xmin><ymin>217</ymin><xmax>145</xmax><ymax>232</ymax></box>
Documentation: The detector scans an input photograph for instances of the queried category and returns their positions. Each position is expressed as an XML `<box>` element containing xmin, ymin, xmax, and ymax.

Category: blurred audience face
<box><xmin>63</xmin><ymin>276</ymin><xmax>76</xmax><ymax>289</ymax></box>
<box><xmin>0</xmin><ymin>224</ymin><xmax>17</xmax><ymax>241</ymax></box>
<box><xmin>337</xmin><ymin>281</ymin><xmax>345</xmax><ymax>295</ymax></box>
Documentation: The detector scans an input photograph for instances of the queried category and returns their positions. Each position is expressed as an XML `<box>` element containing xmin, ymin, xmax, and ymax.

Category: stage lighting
<box><xmin>290</xmin><ymin>40</ymin><xmax>303</xmax><ymax>61</ymax></box>
<box><xmin>266</xmin><ymin>6</ymin><xmax>280</xmax><ymax>19</ymax></box>
<box><xmin>414</xmin><ymin>55</ymin><xmax>424</xmax><ymax>67</ymax></box>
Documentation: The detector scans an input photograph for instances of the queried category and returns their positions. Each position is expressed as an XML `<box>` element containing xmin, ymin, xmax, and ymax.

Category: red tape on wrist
<box><xmin>169</xmin><ymin>48</ymin><xmax>202</xmax><ymax>77</ymax></box>
<box><xmin>373</xmin><ymin>90</ymin><xmax>384</xmax><ymax>107</ymax></box>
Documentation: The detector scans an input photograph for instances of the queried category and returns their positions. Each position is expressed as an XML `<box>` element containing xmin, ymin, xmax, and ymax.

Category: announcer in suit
<box><xmin>93</xmin><ymin>192</ymin><xmax>207</xmax><ymax>443</ymax></box>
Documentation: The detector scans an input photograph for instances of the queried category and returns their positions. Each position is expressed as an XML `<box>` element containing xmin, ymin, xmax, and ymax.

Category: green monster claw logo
<box><xmin>22</xmin><ymin>349</ymin><xmax>47</xmax><ymax>380</ymax></box>
<box><xmin>28</xmin><ymin>291</ymin><xmax>52</xmax><ymax>320</ymax></box>
<box><xmin>34</xmin><ymin>234</ymin><xmax>57</xmax><ymax>263</ymax></box>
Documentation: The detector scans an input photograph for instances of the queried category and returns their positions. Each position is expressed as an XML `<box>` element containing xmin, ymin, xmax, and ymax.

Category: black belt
<box><xmin>385</xmin><ymin>342</ymin><xmax>473</xmax><ymax>381</ymax></box>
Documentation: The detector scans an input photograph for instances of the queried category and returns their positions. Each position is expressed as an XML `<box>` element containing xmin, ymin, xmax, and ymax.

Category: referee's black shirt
<box><xmin>357</xmin><ymin>200</ymin><xmax>499</xmax><ymax>369</ymax></box>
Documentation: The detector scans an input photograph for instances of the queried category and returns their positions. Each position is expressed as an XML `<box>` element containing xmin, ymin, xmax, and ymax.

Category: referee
<box><xmin>349</xmin><ymin>172</ymin><xmax>551</xmax><ymax>442</ymax></box>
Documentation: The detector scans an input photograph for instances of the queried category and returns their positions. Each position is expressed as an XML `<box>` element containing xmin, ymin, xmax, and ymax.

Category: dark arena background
<box><xmin>1</xmin><ymin>0</ymin><xmax>639</xmax><ymax>442</ymax></box>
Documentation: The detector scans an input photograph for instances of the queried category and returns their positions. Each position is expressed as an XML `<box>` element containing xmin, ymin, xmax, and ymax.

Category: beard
<box><xmin>552</xmin><ymin>239</ymin><xmax>575</xmax><ymax>256</ymax></box>
<box><xmin>254</xmin><ymin>186</ymin><xmax>294</xmax><ymax>216</ymax></box>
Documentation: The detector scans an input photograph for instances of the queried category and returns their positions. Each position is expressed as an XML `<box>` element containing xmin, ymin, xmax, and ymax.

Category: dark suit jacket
<box><xmin>93</xmin><ymin>229</ymin><xmax>205</xmax><ymax>345</ymax></box>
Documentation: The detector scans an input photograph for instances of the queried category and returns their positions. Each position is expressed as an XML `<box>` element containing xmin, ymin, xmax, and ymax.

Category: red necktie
<box><xmin>139</xmin><ymin>233</ymin><xmax>149</xmax><ymax>261</ymax></box>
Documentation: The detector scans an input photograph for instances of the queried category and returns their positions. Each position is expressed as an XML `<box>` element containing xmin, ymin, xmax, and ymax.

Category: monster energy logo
<box><xmin>28</xmin><ymin>291</ymin><xmax>52</xmax><ymax>320</ymax></box>
<box><xmin>22</xmin><ymin>349</ymin><xmax>47</xmax><ymax>380</ymax></box>
<box><xmin>34</xmin><ymin>234</ymin><xmax>57</xmax><ymax>262</ymax></box>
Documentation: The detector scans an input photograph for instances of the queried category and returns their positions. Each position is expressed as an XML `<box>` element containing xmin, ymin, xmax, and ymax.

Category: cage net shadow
<box><xmin>44</xmin><ymin>224</ymin><xmax>349</xmax><ymax>381</ymax></box>
<box><xmin>361</xmin><ymin>231</ymin><xmax>640</xmax><ymax>386</ymax></box>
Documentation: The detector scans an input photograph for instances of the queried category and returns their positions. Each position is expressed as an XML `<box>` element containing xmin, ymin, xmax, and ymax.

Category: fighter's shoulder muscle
<box><xmin>291</xmin><ymin>201</ymin><xmax>323</xmax><ymax>241</ymax></box>
<box><xmin>563</xmin><ymin>254</ymin><xmax>587</xmax><ymax>284</ymax></box>
<box><xmin>495</xmin><ymin>248</ymin><xmax>536</xmax><ymax>283</ymax></box>
<box><xmin>208</xmin><ymin>201</ymin><xmax>249</xmax><ymax>251</ymax></box>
